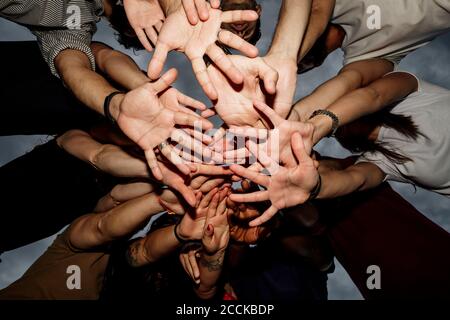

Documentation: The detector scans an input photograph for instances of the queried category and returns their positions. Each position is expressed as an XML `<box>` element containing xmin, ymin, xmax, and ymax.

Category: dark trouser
<box><xmin>321</xmin><ymin>183</ymin><xmax>450</xmax><ymax>299</ymax></box>
<box><xmin>0</xmin><ymin>41</ymin><xmax>101</xmax><ymax>135</ymax></box>
<box><xmin>0</xmin><ymin>139</ymin><xmax>107</xmax><ymax>253</ymax></box>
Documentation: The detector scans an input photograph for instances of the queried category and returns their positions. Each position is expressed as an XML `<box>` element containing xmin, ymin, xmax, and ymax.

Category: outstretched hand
<box><xmin>229</xmin><ymin>132</ymin><xmax>320</xmax><ymax>226</ymax></box>
<box><xmin>148</xmin><ymin>3</ymin><xmax>259</xmax><ymax>99</ymax></box>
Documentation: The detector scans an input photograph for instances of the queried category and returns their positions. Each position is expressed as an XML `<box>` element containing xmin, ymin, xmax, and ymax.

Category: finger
<box><xmin>145</xmin><ymin>149</ymin><xmax>162</xmax><ymax>180</ymax></box>
<box><xmin>166</xmin><ymin>178</ymin><xmax>197</xmax><ymax>207</ymax></box>
<box><xmin>188</xmin><ymin>250</ymin><xmax>200</xmax><ymax>281</ymax></box>
<box><xmin>182</xmin><ymin>128</ymin><xmax>213</xmax><ymax>145</ymax></box>
<box><xmin>135</xmin><ymin>28</ymin><xmax>154</xmax><ymax>52</ymax></box>
<box><xmin>179</xmin><ymin>254</ymin><xmax>189</xmax><ymax>276</ymax></box>
<box><xmin>195</xmin><ymin>191</ymin><xmax>203</xmax><ymax>207</ymax></box>
<box><xmin>174</xmin><ymin>110</ymin><xmax>214</xmax><ymax>131</ymax></box>
<box><xmin>207</xmin><ymin>193</ymin><xmax>220</xmax><ymax>218</ymax></box>
<box><xmin>200</xmin><ymin>109</ymin><xmax>216</xmax><ymax>118</ymax></box>
<box><xmin>249</xmin><ymin>205</ymin><xmax>279</xmax><ymax>227</ymax></box>
<box><xmin>253</xmin><ymin>100</ymin><xmax>283</xmax><ymax>126</ymax></box>
<box><xmin>218</xmin><ymin>29</ymin><xmax>258</xmax><ymax>58</ymax></box>
<box><xmin>199</xmin><ymin>188</ymin><xmax>219</xmax><ymax>208</ymax></box>
<box><xmin>183</xmin><ymin>253</ymin><xmax>195</xmax><ymax>281</ymax></box>
<box><xmin>257</xmin><ymin>60</ymin><xmax>278</xmax><ymax>94</ymax></box>
<box><xmin>151</xmin><ymin>68</ymin><xmax>178</xmax><ymax>93</ymax></box>
<box><xmin>191</xmin><ymin>57</ymin><xmax>218</xmax><ymax>100</ymax></box>
<box><xmin>171</xmin><ymin>129</ymin><xmax>212</xmax><ymax>160</ymax></box>
<box><xmin>217</xmin><ymin>197</ymin><xmax>228</xmax><ymax>215</ymax></box>
<box><xmin>291</xmin><ymin>132</ymin><xmax>310</xmax><ymax>163</ymax></box>
<box><xmin>229</xmin><ymin>190</ymin><xmax>269</xmax><ymax>203</ymax></box>
<box><xmin>199</xmin><ymin>178</ymin><xmax>225</xmax><ymax>193</ymax></box>
<box><xmin>210</xmin><ymin>0</ymin><xmax>220</xmax><ymax>8</ymax></box>
<box><xmin>229</xmin><ymin>164</ymin><xmax>270</xmax><ymax>186</ymax></box>
<box><xmin>221</xmin><ymin>10</ymin><xmax>259</xmax><ymax>24</ymax></box>
<box><xmin>159</xmin><ymin>142</ymin><xmax>190</xmax><ymax>171</ymax></box>
<box><xmin>206</xmin><ymin>44</ymin><xmax>243</xmax><ymax>84</ymax></box>
<box><xmin>195</xmin><ymin>0</ymin><xmax>209</xmax><ymax>21</ymax></box>
<box><xmin>228</xmin><ymin>126</ymin><xmax>269</xmax><ymax>139</ymax></box>
<box><xmin>247</xmin><ymin>140</ymin><xmax>279</xmax><ymax>174</ymax></box>
<box><xmin>223</xmin><ymin>147</ymin><xmax>249</xmax><ymax>162</ymax></box>
<box><xmin>148</xmin><ymin>41</ymin><xmax>170</xmax><ymax>79</ymax></box>
<box><xmin>182</xmin><ymin>0</ymin><xmax>199</xmax><ymax>25</ymax></box>
<box><xmin>191</xmin><ymin>164</ymin><xmax>232</xmax><ymax>176</ymax></box>
<box><xmin>155</xmin><ymin>20</ymin><xmax>164</xmax><ymax>33</ymax></box>
<box><xmin>145</xmin><ymin>27</ymin><xmax>158</xmax><ymax>47</ymax></box>
<box><xmin>176</xmin><ymin>91</ymin><xmax>207</xmax><ymax>110</ymax></box>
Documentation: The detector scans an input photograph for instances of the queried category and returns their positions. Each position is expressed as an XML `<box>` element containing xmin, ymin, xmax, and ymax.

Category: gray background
<box><xmin>0</xmin><ymin>0</ymin><xmax>449</xmax><ymax>299</ymax></box>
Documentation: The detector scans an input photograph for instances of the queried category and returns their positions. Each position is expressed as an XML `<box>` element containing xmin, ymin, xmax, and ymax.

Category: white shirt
<box><xmin>332</xmin><ymin>0</ymin><xmax>450</xmax><ymax>65</ymax></box>
<box><xmin>357</xmin><ymin>75</ymin><xmax>450</xmax><ymax>197</ymax></box>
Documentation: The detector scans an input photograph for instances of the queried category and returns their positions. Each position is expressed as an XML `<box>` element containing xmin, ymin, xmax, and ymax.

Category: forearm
<box><xmin>268</xmin><ymin>0</ymin><xmax>312</xmax><ymax>60</ymax></box>
<box><xmin>91</xmin><ymin>42</ymin><xmax>149</xmax><ymax>91</ymax></box>
<box><xmin>317</xmin><ymin>164</ymin><xmax>384</xmax><ymax>199</ymax></box>
<box><xmin>298</xmin><ymin>0</ymin><xmax>335</xmax><ymax>61</ymax></box>
<box><xmin>195</xmin><ymin>249</ymin><xmax>225</xmax><ymax>299</ymax></box>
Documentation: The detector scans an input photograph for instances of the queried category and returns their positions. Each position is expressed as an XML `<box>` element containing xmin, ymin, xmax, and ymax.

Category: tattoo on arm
<box><xmin>200</xmin><ymin>251</ymin><xmax>225</xmax><ymax>272</ymax></box>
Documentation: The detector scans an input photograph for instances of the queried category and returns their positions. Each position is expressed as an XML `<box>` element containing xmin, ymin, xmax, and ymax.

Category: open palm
<box><xmin>229</xmin><ymin>132</ymin><xmax>320</xmax><ymax>226</ymax></box>
<box><xmin>148</xmin><ymin>4</ymin><xmax>259</xmax><ymax>99</ymax></box>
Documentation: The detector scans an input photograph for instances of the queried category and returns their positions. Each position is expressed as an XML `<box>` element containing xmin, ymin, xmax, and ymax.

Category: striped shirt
<box><xmin>0</xmin><ymin>0</ymin><xmax>104</xmax><ymax>76</ymax></box>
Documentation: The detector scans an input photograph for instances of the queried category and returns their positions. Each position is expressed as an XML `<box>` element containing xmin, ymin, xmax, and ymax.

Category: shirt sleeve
<box><xmin>31</xmin><ymin>23</ymin><xmax>97</xmax><ymax>78</ymax></box>
<box><xmin>355</xmin><ymin>152</ymin><xmax>408</xmax><ymax>184</ymax></box>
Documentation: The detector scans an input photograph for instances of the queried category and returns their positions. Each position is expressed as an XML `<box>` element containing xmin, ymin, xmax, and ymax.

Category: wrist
<box><xmin>307</xmin><ymin>114</ymin><xmax>333</xmax><ymax>143</ymax></box>
<box><xmin>175</xmin><ymin>221</ymin><xmax>192</xmax><ymax>242</ymax></box>
<box><xmin>106</xmin><ymin>92</ymin><xmax>124</xmax><ymax>122</ymax></box>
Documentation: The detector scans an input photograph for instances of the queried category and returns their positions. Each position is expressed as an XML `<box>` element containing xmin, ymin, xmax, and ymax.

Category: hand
<box><xmin>226</xmin><ymin>100</ymin><xmax>315</xmax><ymax>167</ymax></box>
<box><xmin>263</xmin><ymin>54</ymin><xmax>298</xmax><ymax>119</ymax></box>
<box><xmin>158</xmin><ymin>187</ymin><xmax>187</xmax><ymax>214</ymax></box>
<box><xmin>179</xmin><ymin>243</ymin><xmax>202</xmax><ymax>284</ymax></box>
<box><xmin>229</xmin><ymin>132</ymin><xmax>320</xmax><ymax>226</ymax></box>
<box><xmin>182</xmin><ymin>0</ymin><xmax>221</xmax><ymax>25</ymax></box>
<box><xmin>207</xmin><ymin>55</ymin><xmax>278</xmax><ymax>127</ymax></box>
<box><xmin>148</xmin><ymin>4</ymin><xmax>259</xmax><ymax>99</ymax></box>
<box><xmin>123</xmin><ymin>0</ymin><xmax>165</xmax><ymax>51</ymax></box>
<box><xmin>202</xmin><ymin>188</ymin><xmax>231</xmax><ymax>254</ymax></box>
<box><xmin>178</xmin><ymin>187</ymin><xmax>228</xmax><ymax>240</ymax></box>
<box><xmin>116</xmin><ymin>68</ymin><xmax>214</xmax><ymax>180</ymax></box>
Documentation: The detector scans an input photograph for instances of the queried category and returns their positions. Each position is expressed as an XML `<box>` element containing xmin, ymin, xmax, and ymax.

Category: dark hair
<box><xmin>107</xmin><ymin>1</ymin><xmax>145</xmax><ymax>51</ymax></box>
<box><xmin>220</xmin><ymin>0</ymin><xmax>261</xmax><ymax>45</ymax></box>
<box><xmin>248</xmin><ymin>19</ymin><xmax>261</xmax><ymax>45</ymax></box>
<box><xmin>335</xmin><ymin>109</ymin><xmax>421</xmax><ymax>165</ymax></box>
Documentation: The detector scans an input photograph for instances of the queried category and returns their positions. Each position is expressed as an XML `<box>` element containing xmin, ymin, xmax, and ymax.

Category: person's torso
<box><xmin>0</xmin><ymin>233</ymin><xmax>110</xmax><ymax>299</ymax></box>
<box><xmin>376</xmin><ymin>79</ymin><xmax>450</xmax><ymax>196</ymax></box>
<box><xmin>332</xmin><ymin>0</ymin><xmax>450</xmax><ymax>65</ymax></box>
<box><xmin>0</xmin><ymin>0</ymin><xmax>103</xmax><ymax>27</ymax></box>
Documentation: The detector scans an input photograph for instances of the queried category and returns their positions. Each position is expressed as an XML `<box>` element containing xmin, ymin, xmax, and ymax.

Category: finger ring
<box><xmin>158</xmin><ymin>140</ymin><xmax>170</xmax><ymax>150</ymax></box>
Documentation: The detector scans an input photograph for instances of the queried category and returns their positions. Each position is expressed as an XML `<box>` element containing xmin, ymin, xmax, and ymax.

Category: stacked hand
<box><xmin>147</xmin><ymin>3</ymin><xmax>260</xmax><ymax>99</ymax></box>
<box><xmin>123</xmin><ymin>0</ymin><xmax>165</xmax><ymax>51</ymax></box>
<box><xmin>229</xmin><ymin>132</ymin><xmax>320</xmax><ymax>226</ymax></box>
<box><xmin>116</xmin><ymin>68</ymin><xmax>214</xmax><ymax>181</ymax></box>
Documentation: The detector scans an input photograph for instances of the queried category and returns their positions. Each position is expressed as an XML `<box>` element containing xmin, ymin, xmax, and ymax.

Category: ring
<box><xmin>158</xmin><ymin>140</ymin><xmax>170</xmax><ymax>150</ymax></box>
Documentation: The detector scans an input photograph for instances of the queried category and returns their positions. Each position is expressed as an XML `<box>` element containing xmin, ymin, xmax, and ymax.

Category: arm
<box><xmin>308</xmin><ymin>72</ymin><xmax>418</xmax><ymax>143</ymax></box>
<box><xmin>56</xmin><ymin>129</ymin><xmax>150</xmax><ymax>178</ymax></box>
<box><xmin>263</xmin><ymin>0</ymin><xmax>313</xmax><ymax>118</ymax></box>
<box><xmin>291</xmin><ymin>59</ymin><xmax>395</xmax><ymax>122</ymax></box>
<box><xmin>67</xmin><ymin>191</ymin><xmax>165</xmax><ymax>250</ymax></box>
<box><xmin>317</xmin><ymin>162</ymin><xmax>385</xmax><ymax>199</ymax></box>
<box><xmin>54</xmin><ymin>49</ymin><xmax>124</xmax><ymax>117</ymax></box>
<box><xmin>91</xmin><ymin>42</ymin><xmax>150</xmax><ymax>91</ymax></box>
<box><xmin>298</xmin><ymin>0</ymin><xmax>335</xmax><ymax>61</ymax></box>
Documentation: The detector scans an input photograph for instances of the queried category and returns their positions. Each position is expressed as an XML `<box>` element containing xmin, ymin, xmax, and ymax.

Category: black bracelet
<box><xmin>174</xmin><ymin>221</ymin><xmax>189</xmax><ymax>244</ymax></box>
<box><xmin>103</xmin><ymin>91</ymin><xmax>123</xmax><ymax>125</ymax></box>
<box><xmin>308</xmin><ymin>174</ymin><xmax>322</xmax><ymax>201</ymax></box>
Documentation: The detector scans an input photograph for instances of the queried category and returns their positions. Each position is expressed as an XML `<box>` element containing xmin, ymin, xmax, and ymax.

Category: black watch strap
<box><xmin>103</xmin><ymin>91</ymin><xmax>123</xmax><ymax>125</ymax></box>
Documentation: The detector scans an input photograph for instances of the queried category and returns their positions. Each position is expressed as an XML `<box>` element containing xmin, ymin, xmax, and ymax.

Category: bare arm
<box><xmin>308</xmin><ymin>72</ymin><xmax>418</xmax><ymax>143</ymax></box>
<box><xmin>91</xmin><ymin>42</ymin><xmax>149</xmax><ymax>91</ymax></box>
<box><xmin>298</xmin><ymin>0</ymin><xmax>335</xmax><ymax>61</ymax></box>
<box><xmin>317</xmin><ymin>162</ymin><xmax>386</xmax><ymax>199</ymax></box>
<box><xmin>292</xmin><ymin>59</ymin><xmax>395</xmax><ymax>122</ymax></box>
<box><xmin>68</xmin><ymin>192</ymin><xmax>164</xmax><ymax>250</ymax></box>
<box><xmin>54</xmin><ymin>49</ymin><xmax>124</xmax><ymax>118</ymax></box>
<box><xmin>56</xmin><ymin>130</ymin><xmax>150</xmax><ymax>178</ymax></box>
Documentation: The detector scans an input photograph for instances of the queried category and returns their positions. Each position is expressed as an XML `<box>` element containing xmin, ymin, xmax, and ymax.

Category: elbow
<box><xmin>338</xmin><ymin>68</ymin><xmax>364</xmax><ymax>91</ymax></box>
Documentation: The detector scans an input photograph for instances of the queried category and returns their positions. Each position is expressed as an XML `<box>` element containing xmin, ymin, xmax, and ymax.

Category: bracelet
<box><xmin>103</xmin><ymin>91</ymin><xmax>123</xmax><ymax>125</ymax></box>
<box><xmin>309</xmin><ymin>109</ymin><xmax>339</xmax><ymax>137</ymax></box>
<box><xmin>174</xmin><ymin>221</ymin><xmax>189</xmax><ymax>244</ymax></box>
<box><xmin>308</xmin><ymin>173</ymin><xmax>322</xmax><ymax>201</ymax></box>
